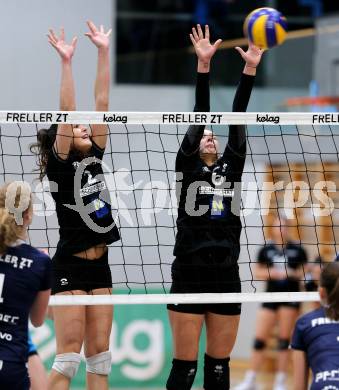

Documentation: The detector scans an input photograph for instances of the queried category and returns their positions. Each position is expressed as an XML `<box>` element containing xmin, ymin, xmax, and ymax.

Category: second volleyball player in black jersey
<box><xmin>235</xmin><ymin>218</ymin><xmax>308</xmax><ymax>390</ymax></box>
<box><xmin>258</xmin><ymin>240</ymin><xmax>307</xmax><ymax>310</ymax></box>
<box><xmin>166</xmin><ymin>24</ymin><xmax>263</xmax><ymax>390</ymax></box>
<box><xmin>31</xmin><ymin>22</ymin><xmax>118</xmax><ymax>390</ymax></box>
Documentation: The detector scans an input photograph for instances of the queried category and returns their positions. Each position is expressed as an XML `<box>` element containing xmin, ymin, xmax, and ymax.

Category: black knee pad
<box><xmin>203</xmin><ymin>354</ymin><xmax>230</xmax><ymax>390</ymax></box>
<box><xmin>166</xmin><ymin>359</ymin><xmax>197</xmax><ymax>390</ymax></box>
<box><xmin>277</xmin><ymin>338</ymin><xmax>290</xmax><ymax>350</ymax></box>
<box><xmin>253</xmin><ymin>339</ymin><xmax>266</xmax><ymax>350</ymax></box>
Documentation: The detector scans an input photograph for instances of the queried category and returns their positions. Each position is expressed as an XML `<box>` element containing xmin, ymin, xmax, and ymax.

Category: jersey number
<box><xmin>0</xmin><ymin>274</ymin><xmax>4</xmax><ymax>303</ymax></box>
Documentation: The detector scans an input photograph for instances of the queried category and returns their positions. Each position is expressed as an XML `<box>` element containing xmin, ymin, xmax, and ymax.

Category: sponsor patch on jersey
<box><xmin>93</xmin><ymin>198</ymin><xmax>110</xmax><ymax>218</ymax></box>
<box><xmin>210</xmin><ymin>198</ymin><xmax>228</xmax><ymax>219</ymax></box>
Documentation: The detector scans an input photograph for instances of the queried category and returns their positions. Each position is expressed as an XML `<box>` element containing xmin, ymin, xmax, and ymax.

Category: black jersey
<box><xmin>174</xmin><ymin>72</ymin><xmax>255</xmax><ymax>259</ymax></box>
<box><xmin>46</xmin><ymin>141</ymin><xmax>120</xmax><ymax>255</ymax></box>
<box><xmin>0</xmin><ymin>242</ymin><xmax>51</xmax><ymax>363</ymax></box>
<box><xmin>257</xmin><ymin>241</ymin><xmax>308</xmax><ymax>292</ymax></box>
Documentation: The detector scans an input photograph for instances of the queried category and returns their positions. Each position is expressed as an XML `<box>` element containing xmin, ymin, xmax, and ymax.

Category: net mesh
<box><xmin>0</xmin><ymin>114</ymin><xmax>338</xmax><ymax>304</ymax></box>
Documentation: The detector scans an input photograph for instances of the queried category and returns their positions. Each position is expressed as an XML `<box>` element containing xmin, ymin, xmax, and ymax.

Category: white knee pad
<box><xmin>86</xmin><ymin>351</ymin><xmax>112</xmax><ymax>375</ymax></box>
<box><xmin>52</xmin><ymin>353</ymin><xmax>81</xmax><ymax>379</ymax></box>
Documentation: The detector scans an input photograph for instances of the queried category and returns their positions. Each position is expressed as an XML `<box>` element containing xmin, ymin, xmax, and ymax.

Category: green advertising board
<box><xmin>31</xmin><ymin>303</ymin><xmax>206</xmax><ymax>389</ymax></box>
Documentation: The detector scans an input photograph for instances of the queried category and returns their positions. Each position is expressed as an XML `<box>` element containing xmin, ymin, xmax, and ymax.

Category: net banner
<box><xmin>1</xmin><ymin>110</ymin><xmax>339</xmax><ymax>125</ymax></box>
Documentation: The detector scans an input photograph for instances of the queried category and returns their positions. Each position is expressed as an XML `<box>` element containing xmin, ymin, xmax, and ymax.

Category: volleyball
<box><xmin>243</xmin><ymin>7</ymin><xmax>287</xmax><ymax>49</ymax></box>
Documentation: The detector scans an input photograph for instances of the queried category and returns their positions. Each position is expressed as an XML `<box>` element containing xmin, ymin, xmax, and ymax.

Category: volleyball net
<box><xmin>0</xmin><ymin>111</ymin><xmax>338</xmax><ymax>305</ymax></box>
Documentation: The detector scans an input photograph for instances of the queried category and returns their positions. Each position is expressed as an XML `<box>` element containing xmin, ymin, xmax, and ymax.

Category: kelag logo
<box><xmin>256</xmin><ymin>114</ymin><xmax>280</xmax><ymax>124</ymax></box>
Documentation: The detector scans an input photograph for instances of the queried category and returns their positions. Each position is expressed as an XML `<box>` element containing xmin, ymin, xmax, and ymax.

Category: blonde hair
<box><xmin>0</xmin><ymin>181</ymin><xmax>32</xmax><ymax>254</ymax></box>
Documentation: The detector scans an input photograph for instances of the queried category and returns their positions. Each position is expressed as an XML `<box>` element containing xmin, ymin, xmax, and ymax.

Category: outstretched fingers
<box><xmin>71</xmin><ymin>36</ymin><xmax>78</xmax><ymax>49</ymax></box>
<box><xmin>197</xmin><ymin>24</ymin><xmax>204</xmax><ymax>40</ymax></box>
<box><xmin>86</xmin><ymin>20</ymin><xmax>111</xmax><ymax>38</ymax></box>
<box><xmin>249</xmin><ymin>41</ymin><xmax>264</xmax><ymax>54</ymax></box>
<box><xmin>213</xmin><ymin>39</ymin><xmax>222</xmax><ymax>49</ymax></box>
<box><xmin>189</xmin><ymin>33</ymin><xmax>197</xmax><ymax>48</ymax></box>
<box><xmin>87</xmin><ymin>20</ymin><xmax>98</xmax><ymax>34</ymax></box>
<box><xmin>60</xmin><ymin>27</ymin><xmax>65</xmax><ymax>41</ymax></box>
<box><xmin>47</xmin><ymin>38</ymin><xmax>57</xmax><ymax>49</ymax></box>
<box><xmin>235</xmin><ymin>46</ymin><xmax>245</xmax><ymax>56</ymax></box>
<box><xmin>192</xmin><ymin>26</ymin><xmax>199</xmax><ymax>42</ymax></box>
<box><xmin>48</xmin><ymin>29</ymin><xmax>58</xmax><ymax>43</ymax></box>
<box><xmin>205</xmin><ymin>24</ymin><xmax>210</xmax><ymax>40</ymax></box>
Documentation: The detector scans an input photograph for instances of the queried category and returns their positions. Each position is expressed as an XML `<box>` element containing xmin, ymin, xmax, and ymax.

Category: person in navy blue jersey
<box><xmin>30</xmin><ymin>22</ymin><xmax>120</xmax><ymax>390</ymax></box>
<box><xmin>166</xmin><ymin>24</ymin><xmax>263</xmax><ymax>390</ymax></box>
<box><xmin>0</xmin><ymin>181</ymin><xmax>51</xmax><ymax>389</ymax></box>
<box><xmin>291</xmin><ymin>262</ymin><xmax>339</xmax><ymax>390</ymax></box>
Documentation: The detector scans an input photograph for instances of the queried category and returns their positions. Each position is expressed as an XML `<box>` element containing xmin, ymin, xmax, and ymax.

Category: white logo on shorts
<box><xmin>60</xmin><ymin>278</ymin><xmax>68</xmax><ymax>286</ymax></box>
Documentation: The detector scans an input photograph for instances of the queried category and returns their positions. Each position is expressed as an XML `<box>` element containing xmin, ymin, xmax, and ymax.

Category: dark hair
<box><xmin>320</xmin><ymin>262</ymin><xmax>339</xmax><ymax>320</ymax></box>
<box><xmin>30</xmin><ymin>124</ymin><xmax>58</xmax><ymax>181</ymax></box>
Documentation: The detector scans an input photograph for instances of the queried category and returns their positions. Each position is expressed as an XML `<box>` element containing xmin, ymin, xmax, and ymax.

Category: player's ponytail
<box><xmin>0</xmin><ymin>182</ymin><xmax>32</xmax><ymax>254</ymax></box>
<box><xmin>30</xmin><ymin>124</ymin><xmax>58</xmax><ymax>180</ymax></box>
<box><xmin>320</xmin><ymin>262</ymin><xmax>339</xmax><ymax>321</ymax></box>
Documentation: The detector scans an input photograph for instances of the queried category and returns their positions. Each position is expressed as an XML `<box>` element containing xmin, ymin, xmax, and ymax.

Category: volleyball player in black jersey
<box><xmin>31</xmin><ymin>22</ymin><xmax>119</xmax><ymax>390</ymax></box>
<box><xmin>0</xmin><ymin>182</ymin><xmax>51</xmax><ymax>389</ymax></box>
<box><xmin>235</xmin><ymin>218</ymin><xmax>308</xmax><ymax>390</ymax></box>
<box><xmin>166</xmin><ymin>24</ymin><xmax>263</xmax><ymax>390</ymax></box>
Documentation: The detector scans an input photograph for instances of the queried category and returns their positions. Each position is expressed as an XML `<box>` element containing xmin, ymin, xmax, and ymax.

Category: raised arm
<box><xmin>48</xmin><ymin>28</ymin><xmax>77</xmax><ymax>159</ymax></box>
<box><xmin>179</xmin><ymin>25</ymin><xmax>221</xmax><ymax>157</ymax></box>
<box><xmin>225</xmin><ymin>42</ymin><xmax>263</xmax><ymax>157</ymax></box>
<box><xmin>85</xmin><ymin>20</ymin><xmax>112</xmax><ymax>150</ymax></box>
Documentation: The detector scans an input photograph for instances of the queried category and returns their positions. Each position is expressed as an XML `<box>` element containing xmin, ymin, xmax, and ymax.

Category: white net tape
<box><xmin>1</xmin><ymin>110</ymin><xmax>338</xmax><ymax>125</ymax></box>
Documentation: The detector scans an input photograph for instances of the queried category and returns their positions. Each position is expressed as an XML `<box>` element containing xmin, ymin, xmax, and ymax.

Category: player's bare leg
<box><xmin>48</xmin><ymin>291</ymin><xmax>86</xmax><ymax>390</ymax></box>
<box><xmin>84</xmin><ymin>288</ymin><xmax>113</xmax><ymax>390</ymax></box>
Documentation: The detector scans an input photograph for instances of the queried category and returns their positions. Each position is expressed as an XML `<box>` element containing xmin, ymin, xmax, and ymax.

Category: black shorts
<box><xmin>167</xmin><ymin>247</ymin><xmax>241</xmax><ymax>315</ymax></box>
<box><xmin>52</xmin><ymin>251</ymin><xmax>112</xmax><ymax>294</ymax></box>
<box><xmin>262</xmin><ymin>301</ymin><xmax>300</xmax><ymax>311</ymax></box>
<box><xmin>0</xmin><ymin>361</ymin><xmax>30</xmax><ymax>390</ymax></box>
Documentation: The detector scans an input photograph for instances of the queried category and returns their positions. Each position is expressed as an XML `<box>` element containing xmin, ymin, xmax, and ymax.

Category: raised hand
<box><xmin>190</xmin><ymin>24</ymin><xmax>222</xmax><ymax>64</ymax></box>
<box><xmin>47</xmin><ymin>28</ymin><xmax>77</xmax><ymax>62</ymax></box>
<box><xmin>85</xmin><ymin>20</ymin><xmax>112</xmax><ymax>49</ymax></box>
<box><xmin>235</xmin><ymin>41</ymin><xmax>264</xmax><ymax>69</ymax></box>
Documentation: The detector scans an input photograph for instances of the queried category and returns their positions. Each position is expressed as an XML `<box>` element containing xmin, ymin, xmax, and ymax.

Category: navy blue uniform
<box><xmin>291</xmin><ymin>307</ymin><xmax>339</xmax><ymax>390</ymax></box>
<box><xmin>0</xmin><ymin>242</ymin><xmax>51</xmax><ymax>389</ymax></box>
